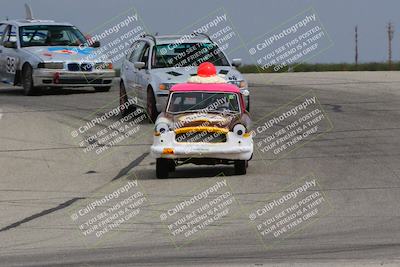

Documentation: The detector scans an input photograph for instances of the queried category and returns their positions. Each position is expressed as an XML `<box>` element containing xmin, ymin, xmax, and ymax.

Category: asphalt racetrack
<box><xmin>0</xmin><ymin>72</ymin><xmax>399</xmax><ymax>266</ymax></box>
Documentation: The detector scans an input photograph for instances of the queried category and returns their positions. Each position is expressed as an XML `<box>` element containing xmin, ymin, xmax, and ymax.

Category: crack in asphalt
<box><xmin>0</xmin><ymin>152</ymin><xmax>148</xmax><ymax>233</ymax></box>
<box><xmin>0</xmin><ymin>197</ymin><xmax>84</xmax><ymax>233</ymax></box>
<box><xmin>325</xmin><ymin>103</ymin><xmax>343</xmax><ymax>112</ymax></box>
<box><xmin>112</xmin><ymin>152</ymin><xmax>149</xmax><ymax>181</ymax></box>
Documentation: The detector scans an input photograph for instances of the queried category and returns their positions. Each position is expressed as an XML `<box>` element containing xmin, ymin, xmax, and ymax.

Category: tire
<box><xmin>119</xmin><ymin>81</ymin><xmax>136</xmax><ymax>117</ymax></box>
<box><xmin>146</xmin><ymin>87</ymin><xmax>159</xmax><ymax>123</ymax></box>
<box><xmin>22</xmin><ymin>64</ymin><xmax>40</xmax><ymax>96</ymax></box>
<box><xmin>168</xmin><ymin>160</ymin><xmax>176</xmax><ymax>172</ymax></box>
<box><xmin>156</xmin><ymin>158</ymin><xmax>169</xmax><ymax>179</ymax></box>
<box><xmin>95</xmin><ymin>86</ymin><xmax>111</xmax><ymax>92</ymax></box>
<box><xmin>234</xmin><ymin>160</ymin><xmax>247</xmax><ymax>175</ymax></box>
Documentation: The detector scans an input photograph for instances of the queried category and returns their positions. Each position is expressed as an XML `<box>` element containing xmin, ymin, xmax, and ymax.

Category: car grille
<box><xmin>67</xmin><ymin>63</ymin><xmax>93</xmax><ymax>72</ymax></box>
<box><xmin>67</xmin><ymin>63</ymin><xmax>79</xmax><ymax>71</ymax></box>
<box><xmin>175</xmin><ymin>131</ymin><xmax>227</xmax><ymax>143</ymax></box>
<box><xmin>80</xmin><ymin>63</ymin><xmax>93</xmax><ymax>72</ymax></box>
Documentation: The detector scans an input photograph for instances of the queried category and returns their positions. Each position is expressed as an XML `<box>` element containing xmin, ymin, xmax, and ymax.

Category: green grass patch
<box><xmin>238</xmin><ymin>62</ymin><xmax>400</xmax><ymax>73</ymax></box>
<box><xmin>115</xmin><ymin>62</ymin><xmax>400</xmax><ymax>77</ymax></box>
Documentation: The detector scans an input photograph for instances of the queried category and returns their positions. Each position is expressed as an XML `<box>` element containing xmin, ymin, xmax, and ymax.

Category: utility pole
<box><xmin>387</xmin><ymin>22</ymin><xmax>394</xmax><ymax>70</ymax></box>
<box><xmin>355</xmin><ymin>25</ymin><xmax>358</xmax><ymax>66</ymax></box>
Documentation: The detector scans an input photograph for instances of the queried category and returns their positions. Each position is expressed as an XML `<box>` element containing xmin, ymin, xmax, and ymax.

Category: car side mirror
<box><xmin>91</xmin><ymin>41</ymin><xmax>100</xmax><ymax>48</ymax></box>
<box><xmin>4</xmin><ymin>41</ymin><xmax>17</xmax><ymax>49</ymax></box>
<box><xmin>232</xmin><ymin>58</ymin><xmax>242</xmax><ymax>67</ymax></box>
<box><xmin>134</xmin><ymin>61</ymin><xmax>146</xmax><ymax>69</ymax></box>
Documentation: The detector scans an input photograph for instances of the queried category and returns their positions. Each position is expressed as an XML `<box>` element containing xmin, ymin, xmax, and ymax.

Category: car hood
<box><xmin>165</xmin><ymin>112</ymin><xmax>241</xmax><ymax>130</ymax></box>
<box><xmin>22</xmin><ymin>46</ymin><xmax>101</xmax><ymax>62</ymax></box>
<box><xmin>150</xmin><ymin>66</ymin><xmax>244</xmax><ymax>84</ymax></box>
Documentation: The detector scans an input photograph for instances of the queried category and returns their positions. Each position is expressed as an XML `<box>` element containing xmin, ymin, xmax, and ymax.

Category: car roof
<box><xmin>171</xmin><ymin>83</ymin><xmax>241</xmax><ymax>93</ymax></box>
<box><xmin>0</xmin><ymin>19</ymin><xmax>73</xmax><ymax>27</ymax></box>
<box><xmin>144</xmin><ymin>34</ymin><xmax>210</xmax><ymax>45</ymax></box>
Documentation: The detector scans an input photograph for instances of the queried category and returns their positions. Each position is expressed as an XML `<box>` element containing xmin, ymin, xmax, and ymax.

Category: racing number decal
<box><xmin>6</xmin><ymin>57</ymin><xmax>16</xmax><ymax>74</ymax></box>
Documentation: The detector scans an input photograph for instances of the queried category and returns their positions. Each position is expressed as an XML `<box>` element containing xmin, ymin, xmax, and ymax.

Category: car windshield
<box><xmin>19</xmin><ymin>25</ymin><xmax>87</xmax><ymax>47</ymax></box>
<box><xmin>152</xmin><ymin>42</ymin><xmax>230</xmax><ymax>68</ymax></box>
<box><xmin>167</xmin><ymin>91</ymin><xmax>240</xmax><ymax>114</ymax></box>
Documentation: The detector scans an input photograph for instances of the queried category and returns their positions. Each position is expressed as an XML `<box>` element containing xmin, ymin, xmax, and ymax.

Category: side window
<box><xmin>0</xmin><ymin>24</ymin><xmax>9</xmax><ymax>45</ymax></box>
<box><xmin>128</xmin><ymin>41</ymin><xmax>137</xmax><ymax>61</ymax></box>
<box><xmin>7</xmin><ymin>26</ymin><xmax>17</xmax><ymax>42</ymax></box>
<box><xmin>129</xmin><ymin>41</ymin><xmax>145</xmax><ymax>63</ymax></box>
<box><xmin>139</xmin><ymin>44</ymin><xmax>150</xmax><ymax>68</ymax></box>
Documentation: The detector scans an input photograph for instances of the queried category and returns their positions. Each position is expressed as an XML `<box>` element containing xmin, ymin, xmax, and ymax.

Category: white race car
<box><xmin>0</xmin><ymin>5</ymin><xmax>115</xmax><ymax>95</ymax></box>
<box><xmin>120</xmin><ymin>34</ymin><xmax>249</xmax><ymax>122</ymax></box>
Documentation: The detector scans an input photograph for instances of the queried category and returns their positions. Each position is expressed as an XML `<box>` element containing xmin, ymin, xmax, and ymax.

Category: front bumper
<box><xmin>32</xmin><ymin>69</ymin><xmax>115</xmax><ymax>87</ymax></box>
<box><xmin>151</xmin><ymin>131</ymin><xmax>253</xmax><ymax>160</ymax></box>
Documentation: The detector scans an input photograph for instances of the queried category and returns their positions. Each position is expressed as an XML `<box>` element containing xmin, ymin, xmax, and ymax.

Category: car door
<box><xmin>136</xmin><ymin>42</ymin><xmax>151</xmax><ymax>103</ymax></box>
<box><xmin>0</xmin><ymin>24</ymin><xmax>19</xmax><ymax>85</ymax></box>
<box><xmin>123</xmin><ymin>41</ymin><xmax>146</xmax><ymax>107</ymax></box>
<box><xmin>0</xmin><ymin>24</ymin><xmax>8</xmax><ymax>82</ymax></box>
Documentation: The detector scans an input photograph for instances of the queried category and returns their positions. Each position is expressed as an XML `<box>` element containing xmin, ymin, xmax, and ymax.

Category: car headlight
<box><xmin>95</xmin><ymin>62</ymin><xmax>113</xmax><ymax>70</ymax></box>
<box><xmin>159</xmin><ymin>83</ymin><xmax>175</xmax><ymax>90</ymax></box>
<box><xmin>37</xmin><ymin>62</ymin><xmax>64</xmax><ymax>69</ymax></box>
<box><xmin>233</xmin><ymin>124</ymin><xmax>246</xmax><ymax>136</ymax></box>
<box><xmin>155</xmin><ymin>123</ymin><xmax>169</xmax><ymax>134</ymax></box>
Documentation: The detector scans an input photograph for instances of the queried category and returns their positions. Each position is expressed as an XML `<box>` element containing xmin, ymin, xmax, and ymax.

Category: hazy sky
<box><xmin>2</xmin><ymin>0</ymin><xmax>399</xmax><ymax>64</ymax></box>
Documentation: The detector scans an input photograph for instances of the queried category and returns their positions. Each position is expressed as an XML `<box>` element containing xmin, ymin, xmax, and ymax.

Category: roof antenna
<box><xmin>24</xmin><ymin>3</ymin><xmax>34</xmax><ymax>20</ymax></box>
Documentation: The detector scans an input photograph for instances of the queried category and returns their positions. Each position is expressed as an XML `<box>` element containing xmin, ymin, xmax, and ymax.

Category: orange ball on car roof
<box><xmin>197</xmin><ymin>62</ymin><xmax>217</xmax><ymax>77</ymax></box>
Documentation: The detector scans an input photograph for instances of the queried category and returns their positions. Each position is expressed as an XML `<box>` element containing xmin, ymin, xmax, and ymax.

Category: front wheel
<box><xmin>234</xmin><ymin>160</ymin><xmax>247</xmax><ymax>175</ymax></box>
<box><xmin>22</xmin><ymin>65</ymin><xmax>40</xmax><ymax>96</ymax></box>
<box><xmin>119</xmin><ymin>81</ymin><xmax>136</xmax><ymax>117</ymax></box>
<box><xmin>168</xmin><ymin>160</ymin><xmax>176</xmax><ymax>172</ymax></box>
<box><xmin>147</xmin><ymin>88</ymin><xmax>159</xmax><ymax>123</ymax></box>
<box><xmin>156</xmin><ymin>158</ymin><xmax>170</xmax><ymax>179</ymax></box>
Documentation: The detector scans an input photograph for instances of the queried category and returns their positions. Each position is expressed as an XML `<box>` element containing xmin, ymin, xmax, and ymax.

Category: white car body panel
<box><xmin>151</xmin><ymin>131</ymin><xmax>253</xmax><ymax>160</ymax></box>
<box><xmin>0</xmin><ymin>19</ymin><xmax>115</xmax><ymax>88</ymax></box>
